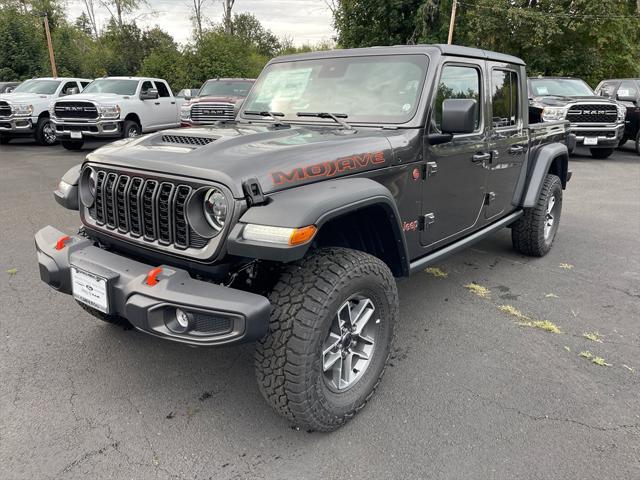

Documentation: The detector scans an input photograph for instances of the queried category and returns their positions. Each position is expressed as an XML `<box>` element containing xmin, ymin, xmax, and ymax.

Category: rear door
<box><xmin>153</xmin><ymin>80</ymin><xmax>179</xmax><ymax>128</ymax></box>
<box><xmin>421</xmin><ymin>59</ymin><xmax>489</xmax><ymax>248</ymax></box>
<box><xmin>484</xmin><ymin>63</ymin><xmax>528</xmax><ymax>219</ymax></box>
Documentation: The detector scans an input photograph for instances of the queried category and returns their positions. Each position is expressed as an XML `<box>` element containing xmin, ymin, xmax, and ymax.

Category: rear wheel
<box><xmin>590</xmin><ymin>148</ymin><xmax>614</xmax><ymax>159</ymax></box>
<box><xmin>618</xmin><ymin>135</ymin><xmax>628</xmax><ymax>147</ymax></box>
<box><xmin>34</xmin><ymin>117</ymin><xmax>57</xmax><ymax>146</ymax></box>
<box><xmin>512</xmin><ymin>174</ymin><xmax>562</xmax><ymax>257</ymax></box>
<box><xmin>255</xmin><ymin>247</ymin><xmax>398</xmax><ymax>431</ymax></box>
<box><xmin>61</xmin><ymin>140</ymin><xmax>84</xmax><ymax>151</ymax></box>
<box><xmin>0</xmin><ymin>135</ymin><xmax>9</xmax><ymax>145</ymax></box>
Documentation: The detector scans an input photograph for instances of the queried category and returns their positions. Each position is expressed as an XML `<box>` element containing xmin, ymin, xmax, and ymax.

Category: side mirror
<box><xmin>6</xmin><ymin>87</ymin><xmax>15</xmax><ymax>93</ymax></box>
<box><xmin>65</xmin><ymin>87</ymin><xmax>79</xmax><ymax>96</ymax></box>
<box><xmin>441</xmin><ymin>99</ymin><xmax>477</xmax><ymax>134</ymax></box>
<box><xmin>617</xmin><ymin>94</ymin><xmax>638</xmax><ymax>104</ymax></box>
<box><xmin>140</xmin><ymin>88</ymin><xmax>159</xmax><ymax>100</ymax></box>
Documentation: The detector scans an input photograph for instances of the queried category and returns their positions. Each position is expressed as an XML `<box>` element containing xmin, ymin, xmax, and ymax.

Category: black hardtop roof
<box><xmin>271</xmin><ymin>44</ymin><xmax>525</xmax><ymax>66</ymax></box>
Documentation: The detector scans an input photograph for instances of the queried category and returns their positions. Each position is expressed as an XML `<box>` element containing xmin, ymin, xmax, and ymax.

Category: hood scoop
<box><xmin>159</xmin><ymin>134</ymin><xmax>216</xmax><ymax>147</ymax></box>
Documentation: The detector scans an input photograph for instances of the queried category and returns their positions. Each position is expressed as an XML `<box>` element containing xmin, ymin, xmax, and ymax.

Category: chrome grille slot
<box><xmin>156</xmin><ymin>182</ymin><xmax>175</xmax><ymax>245</ymax></box>
<box><xmin>128</xmin><ymin>178</ymin><xmax>143</xmax><ymax>236</ymax></box>
<box><xmin>85</xmin><ymin>168</ymin><xmax>215</xmax><ymax>253</ymax></box>
<box><xmin>115</xmin><ymin>176</ymin><xmax>130</xmax><ymax>232</ymax></box>
<box><xmin>142</xmin><ymin>180</ymin><xmax>158</xmax><ymax>240</ymax></box>
<box><xmin>173</xmin><ymin>186</ymin><xmax>191</xmax><ymax>248</ymax></box>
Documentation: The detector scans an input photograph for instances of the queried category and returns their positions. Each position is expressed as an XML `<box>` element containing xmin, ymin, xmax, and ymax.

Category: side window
<box><xmin>80</xmin><ymin>81</ymin><xmax>90</xmax><ymax>89</ymax></box>
<box><xmin>154</xmin><ymin>81</ymin><xmax>170</xmax><ymax>97</ymax></box>
<box><xmin>491</xmin><ymin>70</ymin><xmax>519</xmax><ymax>128</ymax></box>
<box><xmin>618</xmin><ymin>80</ymin><xmax>639</xmax><ymax>99</ymax></box>
<box><xmin>141</xmin><ymin>81</ymin><xmax>154</xmax><ymax>94</ymax></box>
<box><xmin>597</xmin><ymin>82</ymin><xmax>618</xmax><ymax>99</ymax></box>
<box><xmin>60</xmin><ymin>81</ymin><xmax>78</xmax><ymax>96</ymax></box>
<box><xmin>433</xmin><ymin>65</ymin><xmax>481</xmax><ymax>132</ymax></box>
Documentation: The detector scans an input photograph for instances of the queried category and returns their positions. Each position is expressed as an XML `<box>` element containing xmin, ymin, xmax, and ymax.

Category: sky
<box><xmin>67</xmin><ymin>0</ymin><xmax>336</xmax><ymax>46</ymax></box>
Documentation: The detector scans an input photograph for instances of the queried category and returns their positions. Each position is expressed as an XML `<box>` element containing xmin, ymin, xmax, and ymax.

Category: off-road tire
<box><xmin>122</xmin><ymin>120</ymin><xmax>140</xmax><ymax>138</ymax></box>
<box><xmin>61</xmin><ymin>140</ymin><xmax>84</xmax><ymax>151</ymax></box>
<box><xmin>34</xmin><ymin>117</ymin><xmax>57</xmax><ymax>146</ymax></box>
<box><xmin>589</xmin><ymin>148</ymin><xmax>614</xmax><ymax>159</ymax></box>
<box><xmin>511</xmin><ymin>174</ymin><xmax>562</xmax><ymax>257</ymax></box>
<box><xmin>618</xmin><ymin>135</ymin><xmax>628</xmax><ymax>148</ymax></box>
<box><xmin>255</xmin><ymin>247</ymin><xmax>398</xmax><ymax>432</ymax></box>
<box><xmin>0</xmin><ymin>135</ymin><xmax>9</xmax><ymax>145</ymax></box>
<box><xmin>76</xmin><ymin>300</ymin><xmax>130</xmax><ymax>327</ymax></box>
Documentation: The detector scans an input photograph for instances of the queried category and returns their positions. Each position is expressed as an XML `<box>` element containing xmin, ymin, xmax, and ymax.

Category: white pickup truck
<box><xmin>51</xmin><ymin>76</ymin><xmax>181</xmax><ymax>150</ymax></box>
<box><xmin>0</xmin><ymin>77</ymin><xmax>92</xmax><ymax>145</ymax></box>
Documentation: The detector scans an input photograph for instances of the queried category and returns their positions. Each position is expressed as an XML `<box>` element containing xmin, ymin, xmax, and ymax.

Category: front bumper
<box><xmin>0</xmin><ymin>116</ymin><xmax>36</xmax><ymax>134</ymax></box>
<box><xmin>52</xmin><ymin>118</ymin><xmax>123</xmax><ymax>139</ymax></box>
<box><xmin>571</xmin><ymin>123</ymin><xmax>625</xmax><ymax>148</ymax></box>
<box><xmin>35</xmin><ymin>225</ymin><xmax>271</xmax><ymax>346</ymax></box>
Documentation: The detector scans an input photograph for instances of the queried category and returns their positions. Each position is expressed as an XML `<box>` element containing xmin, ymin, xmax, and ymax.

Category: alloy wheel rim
<box><xmin>322</xmin><ymin>295</ymin><xmax>379</xmax><ymax>391</ymax></box>
<box><xmin>544</xmin><ymin>195</ymin><xmax>557</xmax><ymax>240</ymax></box>
<box><xmin>43</xmin><ymin>122</ymin><xmax>56</xmax><ymax>144</ymax></box>
<box><xmin>128</xmin><ymin>128</ymin><xmax>139</xmax><ymax>138</ymax></box>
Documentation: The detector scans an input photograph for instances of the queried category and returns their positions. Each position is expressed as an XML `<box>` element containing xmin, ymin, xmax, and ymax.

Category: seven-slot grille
<box><xmin>0</xmin><ymin>101</ymin><xmax>11</xmax><ymax>117</ymax></box>
<box><xmin>87</xmin><ymin>169</ymin><xmax>205</xmax><ymax>250</ymax></box>
<box><xmin>566</xmin><ymin>104</ymin><xmax>618</xmax><ymax>124</ymax></box>
<box><xmin>54</xmin><ymin>101</ymin><xmax>98</xmax><ymax>119</ymax></box>
<box><xmin>190</xmin><ymin>102</ymin><xmax>235</xmax><ymax>122</ymax></box>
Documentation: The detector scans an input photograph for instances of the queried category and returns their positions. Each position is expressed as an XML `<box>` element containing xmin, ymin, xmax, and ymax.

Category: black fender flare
<box><xmin>227</xmin><ymin>177</ymin><xmax>410</xmax><ymax>273</ymax></box>
<box><xmin>54</xmin><ymin>164</ymin><xmax>81</xmax><ymax>210</ymax></box>
<box><xmin>520</xmin><ymin>143</ymin><xmax>568</xmax><ymax>208</ymax></box>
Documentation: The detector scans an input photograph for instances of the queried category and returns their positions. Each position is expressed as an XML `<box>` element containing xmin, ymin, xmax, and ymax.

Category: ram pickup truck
<box><xmin>51</xmin><ymin>76</ymin><xmax>181</xmax><ymax>150</ymax></box>
<box><xmin>528</xmin><ymin>76</ymin><xmax>626</xmax><ymax>158</ymax></box>
<box><xmin>36</xmin><ymin>45</ymin><xmax>571</xmax><ymax>432</ymax></box>
<box><xmin>595</xmin><ymin>78</ymin><xmax>640</xmax><ymax>155</ymax></box>
<box><xmin>0</xmin><ymin>77</ymin><xmax>92</xmax><ymax>145</ymax></box>
<box><xmin>180</xmin><ymin>78</ymin><xmax>254</xmax><ymax>127</ymax></box>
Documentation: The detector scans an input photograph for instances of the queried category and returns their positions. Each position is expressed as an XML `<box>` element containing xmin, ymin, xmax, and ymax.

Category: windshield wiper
<box><xmin>296</xmin><ymin>112</ymin><xmax>353</xmax><ymax>130</ymax></box>
<box><xmin>243</xmin><ymin>110</ymin><xmax>286</xmax><ymax>122</ymax></box>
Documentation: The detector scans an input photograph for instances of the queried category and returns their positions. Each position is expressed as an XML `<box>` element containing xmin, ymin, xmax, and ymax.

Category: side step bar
<box><xmin>408</xmin><ymin>210</ymin><xmax>523</xmax><ymax>275</ymax></box>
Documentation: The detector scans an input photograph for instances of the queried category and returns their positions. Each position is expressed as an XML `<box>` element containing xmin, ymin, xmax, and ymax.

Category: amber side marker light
<box><xmin>242</xmin><ymin>224</ymin><xmax>317</xmax><ymax>246</ymax></box>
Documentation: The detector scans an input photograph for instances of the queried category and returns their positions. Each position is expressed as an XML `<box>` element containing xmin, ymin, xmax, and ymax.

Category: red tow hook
<box><xmin>145</xmin><ymin>267</ymin><xmax>163</xmax><ymax>286</ymax></box>
<box><xmin>55</xmin><ymin>235</ymin><xmax>71</xmax><ymax>250</ymax></box>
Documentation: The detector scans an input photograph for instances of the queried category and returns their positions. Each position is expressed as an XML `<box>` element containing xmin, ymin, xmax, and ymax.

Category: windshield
<box><xmin>13</xmin><ymin>79</ymin><xmax>60</xmax><ymax>95</ymax></box>
<box><xmin>199</xmin><ymin>81</ymin><xmax>252</xmax><ymax>97</ymax></box>
<box><xmin>82</xmin><ymin>79</ymin><xmax>139</xmax><ymax>95</ymax></box>
<box><xmin>241</xmin><ymin>55</ymin><xmax>429</xmax><ymax>124</ymax></box>
<box><xmin>529</xmin><ymin>78</ymin><xmax>594</xmax><ymax>97</ymax></box>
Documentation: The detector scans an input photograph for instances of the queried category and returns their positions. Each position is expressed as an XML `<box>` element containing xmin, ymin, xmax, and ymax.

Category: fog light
<box><xmin>175</xmin><ymin>308</ymin><xmax>190</xmax><ymax>329</ymax></box>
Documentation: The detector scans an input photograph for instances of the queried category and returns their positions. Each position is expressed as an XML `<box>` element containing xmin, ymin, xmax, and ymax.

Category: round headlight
<box><xmin>203</xmin><ymin>188</ymin><xmax>228</xmax><ymax>231</ymax></box>
<box><xmin>88</xmin><ymin>169</ymin><xmax>97</xmax><ymax>196</ymax></box>
<box><xmin>80</xmin><ymin>167</ymin><xmax>97</xmax><ymax>208</ymax></box>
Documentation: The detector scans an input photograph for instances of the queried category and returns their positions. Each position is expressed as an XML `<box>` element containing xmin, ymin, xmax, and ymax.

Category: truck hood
<box><xmin>0</xmin><ymin>92</ymin><xmax>54</xmax><ymax>103</ymax></box>
<box><xmin>86</xmin><ymin>124</ymin><xmax>396</xmax><ymax>198</ymax></box>
<box><xmin>55</xmin><ymin>93</ymin><xmax>130</xmax><ymax>103</ymax></box>
<box><xmin>532</xmin><ymin>95</ymin><xmax>617</xmax><ymax>107</ymax></box>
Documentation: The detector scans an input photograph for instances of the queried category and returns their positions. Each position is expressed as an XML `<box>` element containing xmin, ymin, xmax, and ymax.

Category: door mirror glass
<box><xmin>140</xmin><ymin>88</ymin><xmax>159</xmax><ymax>100</ymax></box>
<box><xmin>66</xmin><ymin>87</ymin><xmax>79</xmax><ymax>95</ymax></box>
<box><xmin>441</xmin><ymin>99</ymin><xmax>477</xmax><ymax>134</ymax></box>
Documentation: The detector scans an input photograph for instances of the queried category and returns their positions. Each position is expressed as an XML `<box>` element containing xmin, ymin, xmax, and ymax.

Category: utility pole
<box><xmin>447</xmin><ymin>0</ymin><xmax>458</xmax><ymax>45</ymax></box>
<box><xmin>42</xmin><ymin>13</ymin><xmax>58</xmax><ymax>78</ymax></box>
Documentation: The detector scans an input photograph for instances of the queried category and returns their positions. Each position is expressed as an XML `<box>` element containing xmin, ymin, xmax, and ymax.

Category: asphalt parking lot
<box><xmin>1</xmin><ymin>140</ymin><xmax>638</xmax><ymax>480</ymax></box>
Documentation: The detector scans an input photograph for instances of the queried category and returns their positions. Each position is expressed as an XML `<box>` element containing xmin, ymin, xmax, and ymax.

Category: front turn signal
<box><xmin>289</xmin><ymin>225</ymin><xmax>317</xmax><ymax>246</ymax></box>
<box><xmin>242</xmin><ymin>224</ymin><xmax>317</xmax><ymax>246</ymax></box>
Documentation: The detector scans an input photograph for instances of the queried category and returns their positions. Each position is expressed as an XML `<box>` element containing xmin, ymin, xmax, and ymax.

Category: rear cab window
<box><xmin>154</xmin><ymin>81</ymin><xmax>171</xmax><ymax>98</ymax></box>
<box><xmin>491</xmin><ymin>69</ymin><xmax>520</xmax><ymax>129</ymax></box>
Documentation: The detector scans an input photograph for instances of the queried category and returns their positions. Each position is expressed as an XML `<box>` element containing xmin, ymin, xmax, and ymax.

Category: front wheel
<box><xmin>511</xmin><ymin>174</ymin><xmax>562</xmax><ymax>257</ymax></box>
<box><xmin>0</xmin><ymin>135</ymin><xmax>9</xmax><ymax>145</ymax></box>
<box><xmin>61</xmin><ymin>140</ymin><xmax>84</xmax><ymax>151</ymax></box>
<box><xmin>34</xmin><ymin>117</ymin><xmax>57</xmax><ymax>146</ymax></box>
<box><xmin>255</xmin><ymin>248</ymin><xmax>398</xmax><ymax>431</ymax></box>
<box><xmin>590</xmin><ymin>148</ymin><xmax>614</xmax><ymax>159</ymax></box>
<box><xmin>122</xmin><ymin>120</ymin><xmax>140</xmax><ymax>138</ymax></box>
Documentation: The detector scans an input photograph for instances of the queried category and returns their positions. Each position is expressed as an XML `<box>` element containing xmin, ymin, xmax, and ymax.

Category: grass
<box><xmin>579</xmin><ymin>351</ymin><xmax>593</xmax><ymax>359</ymax></box>
<box><xmin>559</xmin><ymin>263</ymin><xmax>574</xmax><ymax>270</ymax></box>
<box><xmin>424</xmin><ymin>267</ymin><xmax>448</xmax><ymax>278</ymax></box>
<box><xmin>592</xmin><ymin>357</ymin><xmax>611</xmax><ymax>367</ymax></box>
<box><xmin>6</xmin><ymin>268</ymin><xmax>17</xmax><ymax>275</ymax></box>
<box><xmin>464</xmin><ymin>283</ymin><xmax>490</xmax><ymax>298</ymax></box>
<box><xmin>499</xmin><ymin>304</ymin><xmax>561</xmax><ymax>333</ymax></box>
<box><xmin>583</xmin><ymin>331</ymin><xmax>603</xmax><ymax>343</ymax></box>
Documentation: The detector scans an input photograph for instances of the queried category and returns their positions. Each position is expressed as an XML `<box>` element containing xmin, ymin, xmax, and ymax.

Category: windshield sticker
<box><xmin>271</xmin><ymin>151</ymin><xmax>385</xmax><ymax>185</ymax></box>
<box><xmin>256</xmin><ymin>68</ymin><xmax>312</xmax><ymax>104</ymax></box>
<box><xmin>536</xmin><ymin>87</ymin><xmax>549</xmax><ymax>95</ymax></box>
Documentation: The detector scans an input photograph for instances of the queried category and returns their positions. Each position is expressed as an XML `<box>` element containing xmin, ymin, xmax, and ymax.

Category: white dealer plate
<box><xmin>71</xmin><ymin>266</ymin><xmax>109</xmax><ymax>313</ymax></box>
<box><xmin>584</xmin><ymin>137</ymin><xmax>598</xmax><ymax>146</ymax></box>
<box><xmin>70</xmin><ymin>131</ymin><xmax>82</xmax><ymax>139</ymax></box>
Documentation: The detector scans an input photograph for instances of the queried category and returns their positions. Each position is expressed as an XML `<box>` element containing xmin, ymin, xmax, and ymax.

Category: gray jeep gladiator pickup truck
<box><xmin>35</xmin><ymin>45</ymin><xmax>571</xmax><ymax>431</ymax></box>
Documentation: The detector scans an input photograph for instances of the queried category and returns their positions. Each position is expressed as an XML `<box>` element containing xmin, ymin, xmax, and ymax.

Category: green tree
<box><xmin>0</xmin><ymin>6</ymin><xmax>45</xmax><ymax>79</ymax></box>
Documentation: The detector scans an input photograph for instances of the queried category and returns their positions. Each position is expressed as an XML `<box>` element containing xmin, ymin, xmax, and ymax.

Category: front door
<box><xmin>421</xmin><ymin>60</ymin><xmax>489</xmax><ymax>248</ymax></box>
<box><xmin>485</xmin><ymin>64</ymin><xmax>527</xmax><ymax>219</ymax></box>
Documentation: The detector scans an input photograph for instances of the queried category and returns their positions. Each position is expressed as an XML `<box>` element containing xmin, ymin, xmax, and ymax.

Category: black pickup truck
<box><xmin>36</xmin><ymin>45</ymin><xmax>571</xmax><ymax>431</ymax></box>
<box><xmin>595</xmin><ymin>78</ymin><xmax>640</xmax><ymax>155</ymax></box>
<box><xmin>528</xmin><ymin>76</ymin><xmax>626</xmax><ymax>158</ymax></box>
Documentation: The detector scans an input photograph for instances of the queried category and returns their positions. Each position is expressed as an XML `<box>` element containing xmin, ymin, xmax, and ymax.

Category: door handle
<box><xmin>154</xmin><ymin>102</ymin><xmax>160</xmax><ymax>105</ymax></box>
<box><xmin>508</xmin><ymin>145</ymin><xmax>526</xmax><ymax>154</ymax></box>
<box><xmin>171</xmin><ymin>101</ymin><xmax>176</xmax><ymax>105</ymax></box>
<box><xmin>472</xmin><ymin>152</ymin><xmax>491</xmax><ymax>163</ymax></box>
